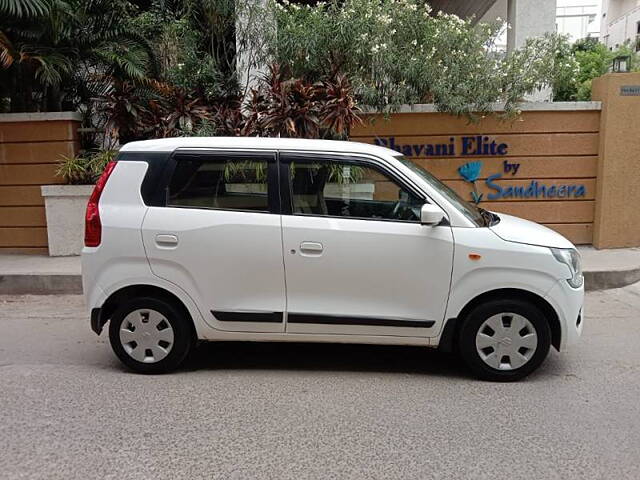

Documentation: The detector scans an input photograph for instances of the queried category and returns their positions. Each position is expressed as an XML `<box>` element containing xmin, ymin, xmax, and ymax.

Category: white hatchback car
<box><xmin>82</xmin><ymin>137</ymin><xmax>584</xmax><ymax>381</ymax></box>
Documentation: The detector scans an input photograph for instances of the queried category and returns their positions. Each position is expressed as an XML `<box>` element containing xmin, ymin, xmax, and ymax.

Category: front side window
<box><xmin>288</xmin><ymin>159</ymin><xmax>424</xmax><ymax>221</ymax></box>
<box><xmin>168</xmin><ymin>155</ymin><xmax>270</xmax><ymax>212</ymax></box>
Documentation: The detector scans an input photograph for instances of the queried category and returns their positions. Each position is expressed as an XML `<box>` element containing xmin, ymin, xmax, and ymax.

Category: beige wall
<box><xmin>592</xmin><ymin>73</ymin><xmax>640</xmax><ymax>248</ymax></box>
<box><xmin>1</xmin><ymin>80</ymin><xmax>637</xmax><ymax>252</ymax></box>
<box><xmin>351</xmin><ymin>106</ymin><xmax>600</xmax><ymax>245</ymax></box>
<box><xmin>0</xmin><ymin>113</ymin><xmax>80</xmax><ymax>254</ymax></box>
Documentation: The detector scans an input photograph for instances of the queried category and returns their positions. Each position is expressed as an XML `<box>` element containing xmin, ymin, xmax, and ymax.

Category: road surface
<box><xmin>1</xmin><ymin>285</ymin><xmax>639</xmax><ymax>479</ymax></box>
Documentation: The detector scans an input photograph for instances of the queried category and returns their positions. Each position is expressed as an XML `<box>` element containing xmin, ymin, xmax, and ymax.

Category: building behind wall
<box><xmin>557</xmin><ymin>0</ymin><xmax>601</xmax><ymax>42</ymax></box>
<box><xmin>600</xmin><ymin>0</ymin><xmax>640</xmax><ymax>49</ymax></box>
<box><xmin>479</xmin><ymin>0</ymin><xmax>601</xmax><ymax>48</ymax></box>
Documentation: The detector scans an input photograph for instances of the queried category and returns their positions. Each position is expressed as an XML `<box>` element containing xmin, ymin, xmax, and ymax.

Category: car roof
<box><xmin>119</xmin><ymin>136</ymin><xmax>396</xmax><ymax>158</ymax></box>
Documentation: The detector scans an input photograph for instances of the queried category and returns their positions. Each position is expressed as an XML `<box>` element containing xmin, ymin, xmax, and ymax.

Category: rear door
<box><xmin>142</xmin><ymin>149</ymin><xmax>286</xmax><ymax>333</ymax></box>
<box><xmin>279</xmin><ymin>152</ymin><xmax>454</xmax><ymax>337</ymax></box>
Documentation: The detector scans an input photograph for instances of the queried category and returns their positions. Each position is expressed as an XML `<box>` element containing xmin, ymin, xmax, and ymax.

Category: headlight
<box><xmin>550</xmin><ymin>248</ymin><xmax>583</xmax><ymax>288</ymax></box>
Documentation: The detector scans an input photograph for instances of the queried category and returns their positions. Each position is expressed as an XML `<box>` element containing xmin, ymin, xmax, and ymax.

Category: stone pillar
<box><xmin>507</xmin><ymin>0</ymin><xmax>557</xmax><ymax>101</ymax></box>
<box><xmin>507</xmin><ymin>0</ymin><xmax>557</xmax><ymax>51</ymax></box>
<box><xmin>591</xmin><ymin>73</ymin><xmax>640</xmax><ymax>248</ymax></box>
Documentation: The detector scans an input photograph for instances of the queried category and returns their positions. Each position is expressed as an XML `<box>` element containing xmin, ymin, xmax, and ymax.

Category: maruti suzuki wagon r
<box><xmin>82</xmin><ymin>137</ymin><xmax>584</xmax><ymax>381</ymax></box>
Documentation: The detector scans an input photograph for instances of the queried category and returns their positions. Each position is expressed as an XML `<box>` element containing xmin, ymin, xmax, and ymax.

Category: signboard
<box><xmin>620</xmin><ymin>85</ymin><xmax>640</xmax><ymax>96</ymax></box>
<box><xmin>373</xmin><ymin>135</ymin><xmax>587</xmax><ymax>205</ymax></box>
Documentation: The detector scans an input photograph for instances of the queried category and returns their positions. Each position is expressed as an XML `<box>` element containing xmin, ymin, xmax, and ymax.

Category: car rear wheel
<box><xmin>109</xmin><ymin>297</ymin><xmax>193</xmax><ymax>374</ymax></box>
<box><xmin>458</xmin><ymin>299</ymin><xmax>551</xmax><ymax>382</ymax></box>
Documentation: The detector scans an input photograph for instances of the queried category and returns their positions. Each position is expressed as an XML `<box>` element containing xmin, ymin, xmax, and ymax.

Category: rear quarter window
<box><xmin>115</xmin><ymin>151</ymin><xmax>172</xmax><ymax>206</ymax></box>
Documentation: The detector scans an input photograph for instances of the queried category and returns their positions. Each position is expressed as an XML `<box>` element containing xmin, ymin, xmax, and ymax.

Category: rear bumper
<box><xmin>83</xmin><ymin>267</ymin><xmax>108</xmax><ymax>335</ymax></box>
<box><xmin>544</xmin><ymin>279</ymin><xmax>584</xmax><ymax>351</ymax></box>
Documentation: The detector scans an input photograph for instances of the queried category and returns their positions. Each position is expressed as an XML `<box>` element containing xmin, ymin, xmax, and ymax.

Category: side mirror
<box><xmin>420</xmin><ymin>203</ymin><xmax>445</xmax><ymax>226</ymax></box>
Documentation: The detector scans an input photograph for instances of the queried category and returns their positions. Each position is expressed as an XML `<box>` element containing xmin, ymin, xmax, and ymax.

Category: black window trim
<box><xmin>115</xmin><ymin>150</ymin><xmax>173</xmax><ymax>207</ymax></box>
<box><xmin>161</xmin><ymin>148</ymin><xmax>282</xmax><ymax>215</ymax></box>
<box><xmin>278</xmin><ymin>150</ymin><xmax>429</xmax><ymax>223</ymax></box>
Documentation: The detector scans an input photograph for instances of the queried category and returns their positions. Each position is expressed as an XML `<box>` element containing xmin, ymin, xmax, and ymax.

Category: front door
<box><xmin>280</xmin><ymin>152</ymin><xmax>454</xmax><ymax>337</ymax></box>
<box><xmin>142</xmin><ymin>150</ymin><xmax>286</xmax><ymax>333</ymax></box>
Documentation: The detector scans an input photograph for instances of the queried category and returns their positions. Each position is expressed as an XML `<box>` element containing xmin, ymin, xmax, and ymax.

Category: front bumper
<box><xmin>544</xmin><ymin>279</ymin><xmax>585</xmax><ymax>351</ymax></box>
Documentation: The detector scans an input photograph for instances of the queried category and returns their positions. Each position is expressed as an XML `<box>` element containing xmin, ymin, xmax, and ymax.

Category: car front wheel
<box><xmin>458</xmin><ymin>299</ymin><xmax>552</xmax><ymax>382</ymax></box>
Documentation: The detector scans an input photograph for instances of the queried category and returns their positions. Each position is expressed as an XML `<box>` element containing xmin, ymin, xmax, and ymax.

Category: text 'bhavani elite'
<box><xmin>374</xmin><ymin>136</ymin><xmax>508</xmax><ymax>157</ymax></box>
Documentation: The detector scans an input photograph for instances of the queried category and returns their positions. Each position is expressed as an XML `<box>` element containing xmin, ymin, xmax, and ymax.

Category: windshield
<box><xmin>395</xmin><ymin>155</ymin><xmax>485</xmax><ymax>226</ymax></box>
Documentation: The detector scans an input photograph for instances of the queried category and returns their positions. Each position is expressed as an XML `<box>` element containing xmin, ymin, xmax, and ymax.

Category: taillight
<box><xmin>84</xmin><ymin>161</ymin><xmax>117</xmax><ymax>247</ymax></box>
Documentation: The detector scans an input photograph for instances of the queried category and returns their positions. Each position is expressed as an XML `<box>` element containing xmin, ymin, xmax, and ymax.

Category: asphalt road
<box><xmin>1</xmin><ymin>286</ymin><xmax>640</xmax><ymax>480</ymax></box>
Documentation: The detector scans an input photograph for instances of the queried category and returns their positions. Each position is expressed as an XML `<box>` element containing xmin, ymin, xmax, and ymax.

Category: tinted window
<box><xmin>168</xmin><ymin>156</ymin><xmax>269</xmax><ymax>212</ymax></box>
<box><xmin>289</xmin><ymin>160</ymin><xmax>424</xmax><ymax>221</ymax></box>
<box><xmin>395</xmin><ymin>155</ymin><xmax>483</xmax><ymax>226</ymax></box>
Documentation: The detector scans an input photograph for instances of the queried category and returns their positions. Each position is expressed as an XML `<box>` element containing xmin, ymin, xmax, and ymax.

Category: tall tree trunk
<box><xmin>10</xmin><ymin>64</ymin><xmax>36</xmax><ymax>112</ymax></box>
<box><xmin>46</xmin><ymin>83</ymin><xmax>62</xmax><ymax>111</ymax></box>
<box><xmin>9</xmin><ymin>65</ymin><xmax>25</xmax><ymax>112</ymax></box>
<box><xmin>0</xmin><ymin>70</ymin><xmax>9</xmax><ymax>113</ymax></box>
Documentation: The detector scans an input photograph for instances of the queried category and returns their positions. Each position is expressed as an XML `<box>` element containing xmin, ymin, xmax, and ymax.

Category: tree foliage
<box><xmin>2</xmin><ymin>0</ymin><xmax>614</xmax><ymax>137</ymax></box>
<box><xmin>0</xmin><ymin>0</ymin><xmax>157</xmax><ymax>112</ymax></box>
<box><xmin>0</xmin><ymin>0</ymin><xmax>48</xmax><ymax>17</ymax></box>
<box><xmin>267</xmin><ymin>0</ymin><xmax>578</xmax><ymax>116</ymax></box>
<box><xmin>553</xmin><ymin>37</ymin><xmax>640</xmax><ymax>101</ymax></box>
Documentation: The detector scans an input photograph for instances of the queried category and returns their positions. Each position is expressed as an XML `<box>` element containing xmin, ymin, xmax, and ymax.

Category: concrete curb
<box><xmin>584</xmin><ymin>268</ymin><xmax>640</xmax><ymax>292</ymax></box>
<box><xmin>0</xmin><ymin>275</ymin><xmax>82</xmax><ymax>295</ymax></box>
<box><xmin>0</xmin><ymin>269</ymin><xmax>637</xmax><ymax>295</ymax></box>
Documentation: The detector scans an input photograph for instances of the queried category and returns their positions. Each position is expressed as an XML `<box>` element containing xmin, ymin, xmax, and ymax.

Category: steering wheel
<box><xmin>391</xmin><ymin>200</ymin><xmax>404</xmax><ymax>219</ymax></box>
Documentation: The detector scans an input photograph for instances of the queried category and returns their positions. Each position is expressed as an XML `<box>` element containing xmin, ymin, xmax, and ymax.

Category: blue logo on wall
<box><xmin>458</xmin><ymin>161</ymin><xmax>484</xmax><ymax>204</ymax></box>
<box><xmin>457</xmin><ymin>160</ymin><xmax>587</xmax><ymax>203</ymax></box>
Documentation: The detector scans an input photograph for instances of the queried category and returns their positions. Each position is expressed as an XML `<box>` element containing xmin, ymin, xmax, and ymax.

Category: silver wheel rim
<box><xmin>475</xmin><ymin>312</ymin><xmax>538</xmax><ymax>371</ymax></box>
<box><xmin>119</xmin><ymin>309</ymin><xmax>175</xmax><ymax>364</ymax></box>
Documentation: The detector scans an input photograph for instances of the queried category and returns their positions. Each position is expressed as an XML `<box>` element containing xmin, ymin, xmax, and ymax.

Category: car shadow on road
<box><xmin>182</xmin><ymin>341</ymin><xmax>470</xmax><ymax>379</ymax></box>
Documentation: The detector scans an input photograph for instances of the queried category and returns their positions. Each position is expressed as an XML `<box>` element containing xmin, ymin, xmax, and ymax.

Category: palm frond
<box><xmin>0</xmin><ymin>0</ymin><xmax>49</xmax><ymax>18</ymax></box>
<box><xmin>92</xmin><ymin>38</ymin><xmax>154</xmax><ymax>80</ymax></box>
<box><xmin>30</xmin><ymin>50</ymin><xmax>74</xmax><ymax>86</ymax></box>
<box><xmin>0</xmin><ymin>31</ymin><xmax>17</xmax><ymax>68</ymax></box>
<box><xmin>119</xmin><ymin>31</ymin><xmax>160</xmax><ymax>78</ymax></box>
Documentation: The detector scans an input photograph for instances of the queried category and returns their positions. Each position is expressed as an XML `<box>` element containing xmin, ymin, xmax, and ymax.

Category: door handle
<box><xmin>155</xmin><ymin>234</ymin><xmax>179</xmax><ymax>247</ymax></box>
<box><xmin>300</xmin><ymin>241</ymin><xmax>323</xmax><ymax>255</ymax></box>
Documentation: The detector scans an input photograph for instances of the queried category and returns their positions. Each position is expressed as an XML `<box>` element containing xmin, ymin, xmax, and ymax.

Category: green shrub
<box><xmin>553</xmin><ymin>38</ymin><xmax>640</xmax><ymax>101</ymax></box>
<box><xmin>56</xmin><ymin>150</ymin><xmax>117</xmax><ymax>185</ymax></box>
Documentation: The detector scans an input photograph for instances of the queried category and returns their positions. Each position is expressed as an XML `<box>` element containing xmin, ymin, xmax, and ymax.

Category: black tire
<box><xmin>109</xmin><ymin>297</ymin><xmax>194</xmax><ymax>374</ymax></box>
<box><xmin>457</xmin><ymin>298</ymin><xmax>551</xmax><ymax>382</ymax></box>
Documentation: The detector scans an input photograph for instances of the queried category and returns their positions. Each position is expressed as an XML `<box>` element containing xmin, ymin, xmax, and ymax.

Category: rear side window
<box><xmin>168</xmin><ymin>155</ymin><xmax>270</xmax><ymax>212</ymax></box>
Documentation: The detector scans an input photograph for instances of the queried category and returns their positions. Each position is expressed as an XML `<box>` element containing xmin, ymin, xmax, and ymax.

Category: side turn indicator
<box><xmin>468</xmin><ymin>254</ymin><xmax>482</xmax><ymax>261</ymax></box>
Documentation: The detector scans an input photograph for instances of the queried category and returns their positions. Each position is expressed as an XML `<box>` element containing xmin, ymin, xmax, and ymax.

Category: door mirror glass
<box><xmin>420</xmin><ymin>204</ymin><xmax>445</xmax><ymax>225</ymax></box>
